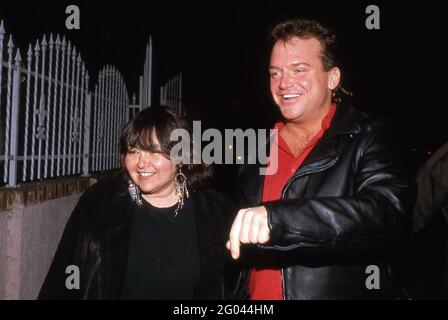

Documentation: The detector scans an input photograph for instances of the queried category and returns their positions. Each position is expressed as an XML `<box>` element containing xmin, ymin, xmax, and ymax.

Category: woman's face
<box><xmin>124</xmin><ymin>134</ymin><xmax>177</xmax><ymax>201</ymax></box>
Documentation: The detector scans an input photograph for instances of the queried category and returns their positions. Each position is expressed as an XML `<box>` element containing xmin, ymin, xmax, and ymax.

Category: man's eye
<box><xmin>295</xmin><ymin>69</ymin><xmax>306</xmax><ymax>74</ymax></box>
<box><xmin>270</xmin><ymin>72</ymin><xmax>281</xmax><ymax>79</ymax></box>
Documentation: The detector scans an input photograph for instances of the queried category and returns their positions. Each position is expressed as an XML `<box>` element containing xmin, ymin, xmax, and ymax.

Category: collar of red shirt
<box><xmin>274</xmin><ymin>103</ymin><xmax>337</xmax><ymax>156</ymax></box>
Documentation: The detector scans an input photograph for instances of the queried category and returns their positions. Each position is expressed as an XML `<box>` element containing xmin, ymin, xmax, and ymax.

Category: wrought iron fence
<box><xmin>160</xmin><ymin>70</ymin><xmax>183</xmax><ymax>115</ymax></box>
<box><xmin>90</xmin><ymin>66</ymin><xmax>129</xmax><ymax>173</ymax></box>
<box><xmin>0</xmin><ymin>20</ymin><xmax>131</xmax><ymax>187</ymax></box>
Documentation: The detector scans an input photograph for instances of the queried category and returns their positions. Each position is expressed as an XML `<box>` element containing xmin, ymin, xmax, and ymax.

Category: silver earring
<box><xmin>174</xmin><ymin>167</ymin><xmax>189</xmax><ymax>217</ymax></box>
<box><xmin>128</xmin><ymin>180</ymin><xmax>143</xmax><ymax>206</ymax></box>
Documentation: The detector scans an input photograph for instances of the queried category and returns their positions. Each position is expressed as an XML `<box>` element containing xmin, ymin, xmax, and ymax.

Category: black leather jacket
<box><xmin>233</xmin><ymin>103</ymin><xmax>415</xmax><ymax>299</ymax></box>
<box><xmin>38</xmin><ymin>177</ymin><xmax>234</xmax><ymax>299</ymax></box>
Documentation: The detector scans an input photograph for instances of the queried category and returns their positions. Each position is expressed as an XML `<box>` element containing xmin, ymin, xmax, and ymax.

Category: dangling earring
<box><xmin>128</xmin><ymin>180</ymin><xmax>143</xmax><ymax>206</ymax></box>
<box><xmin>174</xmin><ymin>167</ymin><xmax>190</xmax><ymax>217</ymax></box>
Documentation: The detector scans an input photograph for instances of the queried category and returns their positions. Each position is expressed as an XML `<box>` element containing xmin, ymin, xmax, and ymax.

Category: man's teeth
<box><xmin>138</xmin><ymin>172</ymin><xmax>155</xmax><ymax>177</ymax></box>
<box><xmin>283</xmin><ymin>94</ymin><xmax>302</xmax><ymax>99</ymax></box>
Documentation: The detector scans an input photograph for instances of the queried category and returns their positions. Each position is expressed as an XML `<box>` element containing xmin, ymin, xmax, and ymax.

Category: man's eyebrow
<box><xmin>269</xmin><ymin>62</ymin><xmax>311</xmax><ymax>69</ymax></box>
<box><xmin>290</xmin><ymin>62</ymin><xmax>311</xmax><ymax>67</ymax></box>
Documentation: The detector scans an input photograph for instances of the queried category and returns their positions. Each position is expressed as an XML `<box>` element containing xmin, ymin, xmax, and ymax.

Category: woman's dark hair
<box><xmin>119</xmin><ymin>106</ymin><xmax>213</xmax><ymax>192</ymax></box>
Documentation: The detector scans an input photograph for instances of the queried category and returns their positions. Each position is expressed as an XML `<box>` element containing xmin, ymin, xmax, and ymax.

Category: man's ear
<box><xmin>328</xmin><ymin>67</ymin><xmax>341</xmax><ymax>90</ymax></box>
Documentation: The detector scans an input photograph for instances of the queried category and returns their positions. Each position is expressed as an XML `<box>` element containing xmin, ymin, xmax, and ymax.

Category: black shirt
<box><xmin>121</xmin><ymin>197</ymin><xmax>200</xmax><ymax>299</ymax></box>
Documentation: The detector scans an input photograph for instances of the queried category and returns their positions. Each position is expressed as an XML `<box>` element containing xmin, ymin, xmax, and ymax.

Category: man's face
<box><xmin>269</xmin><ymin>37</ymin><xmax>340</xmax><ymax>124</ymax></box>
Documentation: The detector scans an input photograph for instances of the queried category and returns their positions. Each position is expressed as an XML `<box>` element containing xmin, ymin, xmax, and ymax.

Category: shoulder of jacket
<box><xmin>75</xmin><ymin>178</ymin><xmax>127</xmax><ymax>224</ymax></box>
<box><xmin>349</xmin><ymin>114</ymin><xmax>401</xmax><ymax>162</ymax></box>
<box><xmin>82</xmin><ymin>175</ymin><xmax>126</xmax><ymax>198</ymax></box>
<box><xmin>357</xmin><ymin>114</ymin><xmax>393</xmax><ymax>135</ymax></box>
<box><xmin>81</xmin><ymin>179</ymin><xmax>115</xmax><ymax>201</ymax></box>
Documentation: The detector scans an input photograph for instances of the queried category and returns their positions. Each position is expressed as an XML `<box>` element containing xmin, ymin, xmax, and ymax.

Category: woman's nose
<box><xmin>137</xmin><ymin>151</ymin><xmax>152</xmax><ymax>167</ymax></box>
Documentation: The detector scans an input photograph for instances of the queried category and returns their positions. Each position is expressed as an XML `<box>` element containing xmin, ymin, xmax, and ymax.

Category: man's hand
<box><xmin>226</xmin><ymin>206</ymin><xmax>270</xmax><ymax>259</ymax></box>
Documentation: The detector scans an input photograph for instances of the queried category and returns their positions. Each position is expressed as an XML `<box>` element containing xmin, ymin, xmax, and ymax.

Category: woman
<box><xmin>38</xmin><ymin>107</ymin><xmax>234</xmax><ymax>299</ymax></box>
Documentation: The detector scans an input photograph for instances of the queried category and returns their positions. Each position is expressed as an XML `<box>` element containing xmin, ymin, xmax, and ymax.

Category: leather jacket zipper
<box><xmin>278</xmin><ymin>157</ymin><xmax>338</xmax><ymax>299</ymax></box>
<box><xmin>281</xmin><ymin>268</ymin><xmax>286</xmax><ymax>300</ymax></box>
<box><xmin>281</xmin><ymin>158</ymin><xmax>338</xmax><ymax>198</ymax></box>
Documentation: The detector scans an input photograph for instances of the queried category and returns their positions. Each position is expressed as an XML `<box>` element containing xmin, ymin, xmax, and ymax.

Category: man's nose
<box><xmin>279</xmin><ymin>73</ymin><xmax>293</xmax><ymax>89</ymax></box>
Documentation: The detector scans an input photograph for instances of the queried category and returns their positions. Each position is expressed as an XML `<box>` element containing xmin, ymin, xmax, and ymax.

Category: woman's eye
<box><xmin>149</xmin><ymin>149</ymin><xmax>162</xmax><ymax>155</ymax></box>
<box><xmin>127</xmin><ymin>149</ymin><xmax>139</xmax><ymax>154</ymax></box>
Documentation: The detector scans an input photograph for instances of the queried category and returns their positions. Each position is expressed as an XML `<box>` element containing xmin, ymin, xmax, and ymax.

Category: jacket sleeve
<box><xmin>262</xmin><ymin>121</ymin><xmax>416</xmax><ymax>253</ymax></box>
<box><xmin>38</xmin><ymin>186</ymin><xmax>96</xmax><ymax>300</ymax></box>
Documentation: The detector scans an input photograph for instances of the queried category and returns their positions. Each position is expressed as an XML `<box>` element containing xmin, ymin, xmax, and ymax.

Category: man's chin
<box><xmin>280</xmin><ymin>110</ymin><xmax>305</xmax><ymax>122</ymax></box>
<box><xmin>278</xmin><ymin>104</ymin><xmax>304</xmax><ymax>118</ymax></box>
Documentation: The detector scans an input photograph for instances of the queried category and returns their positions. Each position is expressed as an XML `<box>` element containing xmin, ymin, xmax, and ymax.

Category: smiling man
<box><xmin>227</xmin><ymin>19</ymin><xmax>415</xmax><ymax>300</ymax></box>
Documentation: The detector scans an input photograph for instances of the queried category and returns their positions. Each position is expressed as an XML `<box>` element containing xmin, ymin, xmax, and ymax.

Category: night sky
<box><xmin>1</xmin><ymin>0</ymin><xmax>447</xmax><ymax>168</ymax></box>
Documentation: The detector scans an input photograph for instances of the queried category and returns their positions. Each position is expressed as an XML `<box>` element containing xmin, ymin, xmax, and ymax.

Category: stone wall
<box><xmin>0</xmin><ymin>177</ymin><xmax>95</xmax><ymax>300</ymax></box>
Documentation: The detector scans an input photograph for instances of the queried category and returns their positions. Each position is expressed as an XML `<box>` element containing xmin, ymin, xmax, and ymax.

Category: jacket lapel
<box><xmin>293</xmin><ymin>139</ymin><xmax>339</xmax><ymax>178</ymax></box>
<box><xmin>283</xmin><ymin>103</ymin><xmax>362</xmax><ymax>190</ymax></box>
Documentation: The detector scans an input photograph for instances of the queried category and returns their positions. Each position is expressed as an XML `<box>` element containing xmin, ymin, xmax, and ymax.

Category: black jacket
<box><xmin>38</xmin><ymin>177</ymin><xmax>234</xmax><ymax>300</ymax></box>
<box><xmin>233</xmin><ymin>103</ymin><xmax>415</xmax><ymax>300</ymax></box>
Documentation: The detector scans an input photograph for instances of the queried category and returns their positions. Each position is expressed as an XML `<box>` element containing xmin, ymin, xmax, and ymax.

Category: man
<box><xmin>226</xmin><ymin>19</ymin><xmax>415</xmax><ymax>299</ymax></box>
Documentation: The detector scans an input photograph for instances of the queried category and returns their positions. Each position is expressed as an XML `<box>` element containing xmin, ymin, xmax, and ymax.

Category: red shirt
<box><xmin>249</xmin><ymin>104</ymin><xmax>337</xmax><ymax>300</ymax></box>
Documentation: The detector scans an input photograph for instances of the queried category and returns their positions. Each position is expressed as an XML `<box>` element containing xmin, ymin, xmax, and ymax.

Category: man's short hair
<box><xmin>270</xmin><ymin>19</ymin><xmax>338</xmax><ymax>72</ymax></box>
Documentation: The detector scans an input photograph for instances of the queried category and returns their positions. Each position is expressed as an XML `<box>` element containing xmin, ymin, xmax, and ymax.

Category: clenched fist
<box><xmin>226</xmin><ymin>206</ymin><xmax>270</xmax><ymax>259</ymax></box>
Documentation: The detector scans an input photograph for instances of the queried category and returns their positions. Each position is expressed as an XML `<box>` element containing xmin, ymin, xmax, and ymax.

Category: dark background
<box><xmin>1</xmin><ymin>0</ymin><xmax>447</xmax><ymax>170</ymax></box>
<box><xmin>2</xmin><ymin>1</ymin><xmax>446</xmax><ymax>299</ymax></box>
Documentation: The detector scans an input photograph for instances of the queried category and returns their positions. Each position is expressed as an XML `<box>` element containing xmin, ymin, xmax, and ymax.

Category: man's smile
<box><xmin>281</xmin><ymin>93</ymin><xmax>303</xmax><ymax>101</ymax></box>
